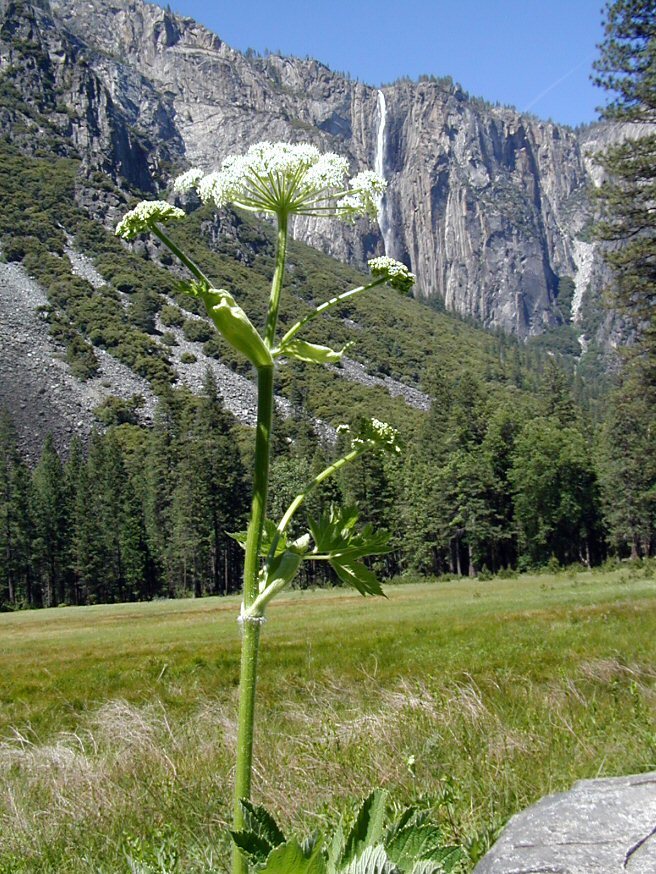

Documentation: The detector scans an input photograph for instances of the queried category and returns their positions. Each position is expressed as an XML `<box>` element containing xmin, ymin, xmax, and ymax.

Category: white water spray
<box><xmin>375</xmin><ymin>90</ymin><xmax>392</xmax><ymax>255</ymax></box>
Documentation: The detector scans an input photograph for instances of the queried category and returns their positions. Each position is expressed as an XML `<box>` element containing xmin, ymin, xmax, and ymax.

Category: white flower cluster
<box><xmin>368</xmin><ymin>256</ymin><xmax>416</xmax><ymax>293</ymax></box>
<box><xmin>171</xmin><ymin>168</ymin><xmax>204</xmax><ymax>194</ymax></box>
<box><xmin>115</xmin><ymin>200</ymin><xmax>185</xmax><ymax>239</ymax></box>
<box><xmin>338</xmin><ymin>171</ymin><xmax>388</xmax><ymax>221</ymax></box>
<box><xmin>343</xmin><ymin>418</ymin><xmax>402</xmax><ymax>455</ymax></box>
<box><xmin>171</xmin><ymin>142</ymin><xmax>387</xmax><ymax>221</ymax></box>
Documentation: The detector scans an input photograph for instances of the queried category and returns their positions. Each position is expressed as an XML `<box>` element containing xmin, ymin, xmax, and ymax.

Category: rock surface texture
<box><xmin>35</xmin><ymin>0</ymin><xmax>613</xmax><ymax>341</ymax></box>
<box><xmin>474</xmin><ymin>771</ymin><xmax>656</xmax><ymax>874</ymax></box>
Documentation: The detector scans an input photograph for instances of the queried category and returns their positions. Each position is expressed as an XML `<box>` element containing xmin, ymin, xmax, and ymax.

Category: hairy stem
<box><xmin>231</xmin><ymin>365</ymin><xmax>273</xmax><ymax>874</ymax></box>
<box><xmin>232</xmin><ymin>212</ymin><xmax>287</xmax><ymax>874</ymax></box>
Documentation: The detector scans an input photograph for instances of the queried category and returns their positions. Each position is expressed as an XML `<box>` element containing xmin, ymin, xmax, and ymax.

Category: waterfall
<box><xmin>375</xmin><ymin>90</ymin><xmax>392</xmax><ymax>255</ymax></box>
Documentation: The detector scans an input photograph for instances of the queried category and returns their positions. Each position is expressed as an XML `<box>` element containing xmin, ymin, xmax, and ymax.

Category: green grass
<box><xmin>1</xmin><ymin>567</ymin><xmax>655</xmax><ymax>871</ymax></box>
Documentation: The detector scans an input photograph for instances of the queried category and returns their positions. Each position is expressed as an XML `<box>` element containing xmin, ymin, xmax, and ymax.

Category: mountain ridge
<box><xmin>35</xmin><ymin>0</ymin><xmax>615</xmax><ymax>341</ymax></box>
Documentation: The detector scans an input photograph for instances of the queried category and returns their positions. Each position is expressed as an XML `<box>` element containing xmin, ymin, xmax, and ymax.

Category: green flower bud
<box><xmin>201</xmin><ymin>287</ymin><xmax>273</xmax><ymax>369</ymax></box>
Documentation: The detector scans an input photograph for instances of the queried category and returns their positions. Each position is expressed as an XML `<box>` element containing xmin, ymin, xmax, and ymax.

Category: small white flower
<box><xmin>172</xmin><ymin>167</ymin><xmax>204</xmax><ymax>194</ymax></box>
<box><xmin>176</xmin><ymin>141</ymin><xmax>386</xmax><ymax>222</ymax></box>
<box><xmin>368</xmin><ymin>256</ymin><xmax>416</xmax><ymax>293</ymax></box>
<box><xmin>115</xmin><ymin>200</ymin><xmax>185</xmax><ymax>239</ymax></box>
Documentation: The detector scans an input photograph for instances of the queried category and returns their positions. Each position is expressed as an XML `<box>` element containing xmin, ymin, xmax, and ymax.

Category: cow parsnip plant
<box><xmin>117</xmin><ymin>141</ymin><xmax>415</xmax><ymax>874</ymax></box>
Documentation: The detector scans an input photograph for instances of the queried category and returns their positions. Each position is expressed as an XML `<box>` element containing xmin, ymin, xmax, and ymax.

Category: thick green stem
<box><xmin>231</xmin><ymin>620</ymin><xmax>261</xmax><ymax>874</ymax></box>
<box><xmin>232</xmin><ymin>367</ymin><xmax>273</xmax><ymax>873</ymax></box>
<box><xmin>232</xmin><ymin>212</ymin><xmax>287</xmax><ymax>874</ymax></box>
<box><xmin>264</xmin><ymin>213</ymin><xmax>288</xmax><ymax>348</ymax></box>
<box><xmin>242</xmin><ymin>366</ymin><xmax>275</xmax><ymax>607</ymax></box>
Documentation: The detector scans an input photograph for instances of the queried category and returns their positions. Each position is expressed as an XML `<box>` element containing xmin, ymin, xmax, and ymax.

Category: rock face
<box><xmin>0</xmin><ymin>258</ymin><xmax>158</xmax><ymax>460</ymax></box>
<box><xmin>0</xmin><ymin>0</ymin><xmax>183</xmax><ymax>187</ymax></box>
<box><xmin>16</xmin><ymin>0</ymin><xmax>609</xmax><ymax>341</ymax></box>
<box><xmin>474</xmin><ymin>771</ymin><xmax>656</xmax><ymax>873</ymax></box>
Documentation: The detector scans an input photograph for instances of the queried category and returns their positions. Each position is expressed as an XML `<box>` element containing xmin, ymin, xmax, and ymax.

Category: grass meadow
<box><xmin>0</xmin><ymin>565</ymin><xmax>655</xmax><ymax>872</ymax></box>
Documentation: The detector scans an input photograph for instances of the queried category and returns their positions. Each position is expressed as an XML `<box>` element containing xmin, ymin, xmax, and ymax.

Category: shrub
<box><xmin>159</xmin><ymin>304</ymin><xmax>185</xmax><ymax>327</ymax></box>
<box><xmin>66</xmin><ymin>334</ymin><xmax>100</xmax><ymax>380</ymax></box>
<box><xmin>93</xmin><ymin>394</ymin><xmax>143</xmax><ymax>426</ymax></box>
<box><xmin>182</xmin><ymin>318</ymin><xmax>213</xmax><ymax>343</ymax></box>
<box><xmin>112</xmin><ymin>273</ymin><xmax>138</xmax><ymax>294</ymax></box>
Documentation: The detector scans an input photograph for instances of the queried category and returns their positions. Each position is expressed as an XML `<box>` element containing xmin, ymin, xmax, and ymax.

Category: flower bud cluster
<box><xmin>368</xmin><ymin>256</ymin><xmax>416</xmax><ymax>294</ymax></box>
<box><xmin>115</xmin><ymin>201</ymin><xmax>185</xmax><ymax>239</ymax></box>
<box><xmin>340</xmin><ymin>418</ymin><xmax>402</xmax><ymax>455</ymax></box>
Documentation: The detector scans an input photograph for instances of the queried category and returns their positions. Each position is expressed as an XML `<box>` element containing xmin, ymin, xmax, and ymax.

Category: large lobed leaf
<box><xmin>309</xmin><ymin>507</ymin><xmax>390</xmax><ymax>597</ymax></box>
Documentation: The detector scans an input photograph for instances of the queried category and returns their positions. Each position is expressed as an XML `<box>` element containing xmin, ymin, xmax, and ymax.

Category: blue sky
<box><xmin>155</xmin><ymin>0</ymin><xmax>607</xmax><ymax>128</ymax></box>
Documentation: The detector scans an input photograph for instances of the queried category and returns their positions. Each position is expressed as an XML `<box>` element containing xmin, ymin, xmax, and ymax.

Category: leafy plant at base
<box><xmin>116</xmin><ymin>142</ymin><xmax>416</xmax><ymax>874</ymax></box>
<box><xmin>231</xmin><ymin>791</ymin><xmax>463</xmax><ymax>873</ymax></box>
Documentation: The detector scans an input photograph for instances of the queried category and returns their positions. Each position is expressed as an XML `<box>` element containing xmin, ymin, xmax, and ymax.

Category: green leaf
<box><xmin>342</xmin><ymin>790</ymin><xmax>389</xmax><ymax>866</ymax></box>
<box><xmin>309</xmin><ymin>506</ymin><xmax>359</xmax><ymax>554</ymax></box>
<box><xmin>408</xmin><ymin>863</ymin><xmax>443</xmax><ymax>874</ymax></box>
<box><xmin>241</xmin><ymin>799</ymin><xmax>286</xmax><ymax>848</ymax></box>
<box><xmin>385</xmin><ymin>825</ymin><xmax>445</xmax><ymax>871</ymax></box>
<box><xmin>309</xmin><ymin>507</ymin><xmax>391</xmax><ymax>560</ymax></box>
<box><xmin>278</xmin><ymin>338</ymin><xmax>348</xmax><ymax>365</ymax></box>
<box><xmin>330</xmin><ymin>558</ymin><xmax>385</xmax><ymax>597</ymax></box>
<box><xmin>228</xmin><ymin>519</ymin><xmax>295</xmax><ymax>557</ymax></box>
<box><xmin>326</xmin><ymin>823</ymin><xmax>345</xmax><ymax>874</ymax></box>
<box><xmin>230</xmin><ymin>829</ymin><xmax>273</xmax><ymax>867</ymax></box>
<box><xmin>341</xmin><ymin>844</ymin><xmax>399</xmax><ymax>874</ymax></box>
<box><xmin>230</xmin><ymin>799</ymin><xmax>286</xmax><ymax>866</ymax></box>
<box><xmin>384</xmin><ymin>808</ymin><xmax>418</xmax><ymax>844</ymax></box>
<box><xmin>308</xmin><ymin>507</ymin><xmax>389</xmax><ymax>597</ymax></box>
<box><xmin>227</xmin><ymin>529</ymin><xmax>248</xmax><ymax>550</ymax></box>
<box><xmin>329</xmin><ymin>525</ymin><xmax>391</xmax><ymax>562</ymax></box>
<box><xmin>260</xmin><ymin>839</ymin><xmax>326</xmax><ymax>874</ymax></box>
<box><xmin>410</xmin><ymin>848</ymin><xmax>463</xmax><ymax>874</ymax></box>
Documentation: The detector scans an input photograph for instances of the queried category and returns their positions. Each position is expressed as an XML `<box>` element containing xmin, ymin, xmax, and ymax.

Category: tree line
<box><xmin>0</xmin><ymin>373</ymin><xmax>248</xmax><ymax>608</ymax></box>
<box><xmin>2</xmin><ymin>359</ymin><xmax>654</xmax><ymax>610</ymax></box>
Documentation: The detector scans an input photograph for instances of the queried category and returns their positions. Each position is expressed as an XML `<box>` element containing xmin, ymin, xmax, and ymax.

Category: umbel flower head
<box><xmin>115</xmin><ymin>201</ymin><xmax>185</xmax><ymax>239</ymax></box>
<box><xmin>172</xmin><ymin>142</ymin><xmax>386</xmax><ymax>221</ymax></box>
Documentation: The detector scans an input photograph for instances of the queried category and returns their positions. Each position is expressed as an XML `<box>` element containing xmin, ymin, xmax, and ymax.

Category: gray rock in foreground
<box><xmin>474</xmin><ymin>772</ymin><xmax>656</xmax><ymax>873</ymax></box>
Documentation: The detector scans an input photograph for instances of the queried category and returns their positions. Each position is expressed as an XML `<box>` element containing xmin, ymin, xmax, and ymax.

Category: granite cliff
<box><xmin>2</xmin><ymin>0</ymin><xmax>614</xmax><ymax>344</ymax></box>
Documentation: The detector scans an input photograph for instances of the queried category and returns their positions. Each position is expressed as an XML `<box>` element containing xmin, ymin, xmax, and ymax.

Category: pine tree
<box><xmin>168</xmin><ymin>374</ymin><xmax>248</xmax><ymax>596</ymax></box>
<box><xmin>593</xmin><ymin>0</ymin><xmax>656</xmax><ymax>363</ymax></box>
<box><xmin>0</xmin><ymin>412</ymin><xmax>35</xmax><ymax>607</ymax></box>
<box><xmin>538</xmin><ymin>358</ymin><xmax>579</xmax><ymax>426</ymax></box>
<box><xmin>596</xmin><ymin>373</ymin><xmax>656</xmax><ymax>556</ymax></box>
<box><xmin>63</xmin><ymin>437</ymin><xmax>84</xmax><ymax>604</ymax></box>
<box><xmin>509</xmin><ymin>419</ymin><xmax>602</xmax><ymax>567</ymax></box>
<box><xmin>32</xmin><ymin>435</ymin><xmax>69</xmax><ymax>606</ymax></box>
<box><xmin>73</xmin><ymin>433</ymin><xmax>113</xmax><ymax>603</ymax></box>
